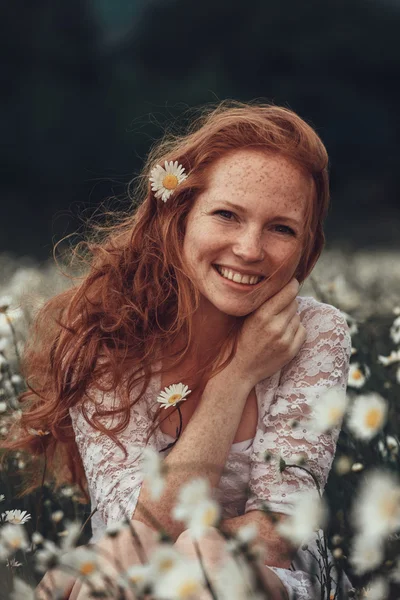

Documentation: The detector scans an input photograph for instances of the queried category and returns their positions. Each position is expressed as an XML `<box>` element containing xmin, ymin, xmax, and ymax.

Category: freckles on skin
<box><xmin>181</xmin><ymin>149</ymin><xmax>313</xmax><ymax>321</ymax></box>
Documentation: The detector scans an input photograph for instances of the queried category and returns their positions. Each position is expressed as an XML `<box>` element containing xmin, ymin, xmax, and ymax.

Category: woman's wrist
<box><xmin>206</xmin><ymin>358</ymin><xmax>255</xmax><ymax>398</ymax></box>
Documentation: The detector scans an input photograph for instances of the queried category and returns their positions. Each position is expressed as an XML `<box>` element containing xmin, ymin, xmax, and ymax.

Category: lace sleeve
<box><xmin>244</xmin><ymin>298</ymin><xmax>352</xmax><ymax>599</ymax></box>
<box><xmin>69</xmin><ymin>387</ymin><xmax>152</xmax><ymax>526</ymax></box>
<box><xmin>245</xmin><ymin>297</ymin><xmax>352</xmax><ymax>515</ymax></box>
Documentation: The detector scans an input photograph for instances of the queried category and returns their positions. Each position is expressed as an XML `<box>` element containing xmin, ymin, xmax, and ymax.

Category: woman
<box><xmin>5</xmin><ymin>101</ymin><xmax>352</xmax><ymax>599</ymax></box>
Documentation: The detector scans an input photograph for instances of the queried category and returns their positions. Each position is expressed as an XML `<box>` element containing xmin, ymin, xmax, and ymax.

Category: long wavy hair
<box><xmin>1</xmin><ymin>100</ymin><xmax>330</xmax><ymax>502</ymax></box>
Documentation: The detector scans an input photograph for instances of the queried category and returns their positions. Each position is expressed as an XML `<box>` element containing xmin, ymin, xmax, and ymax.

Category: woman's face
<box><xmin>182</xmin><ymin>148</ymin><xmax>314</xmax><ymax>319</ymax></box>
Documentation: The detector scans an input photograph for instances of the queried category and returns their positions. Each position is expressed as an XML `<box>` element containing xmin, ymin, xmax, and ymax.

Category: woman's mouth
<box><xmin>212</xmin><ymin>264</ymin><xmax>265</xmax><ymax>289</ymax></box>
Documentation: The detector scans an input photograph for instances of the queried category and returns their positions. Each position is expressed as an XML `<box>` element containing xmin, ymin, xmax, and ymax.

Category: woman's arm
<box><xmin>134</xmin><ymin>362</ymin><xmax>253</xmax><ymax>540</ymax></box>
<box><xmin>220</xmin><ymin>510</ymin><xmax>298</xmax><ymax>568</ymax></box>
<box><xmin>133</xmin><ymin>279</ymin><xmax>303</xmax><ymax>541</ymax></box>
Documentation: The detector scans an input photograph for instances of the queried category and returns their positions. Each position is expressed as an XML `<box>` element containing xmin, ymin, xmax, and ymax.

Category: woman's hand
<box><xmin>230</xmin><ymin>277</ymin><xmax>307</xmax><ymax>387</ymax></box>
<box><xmin>35</xmin><ymin>569</ymin><xmax>78</xmax><ymax>599</ymax></box>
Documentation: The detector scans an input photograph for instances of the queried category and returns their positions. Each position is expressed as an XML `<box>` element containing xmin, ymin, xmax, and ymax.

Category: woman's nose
<box><xmin>232</xmin><ymin>228</ymin><xmax>265</xmax><ymax>262</ymax></box>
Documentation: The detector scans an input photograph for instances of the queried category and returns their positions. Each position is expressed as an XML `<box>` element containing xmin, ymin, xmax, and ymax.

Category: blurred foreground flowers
<box><xmin>0</xmin><ymin>249</ymin><xmax>399</xmax><ymax>598</ymax></box>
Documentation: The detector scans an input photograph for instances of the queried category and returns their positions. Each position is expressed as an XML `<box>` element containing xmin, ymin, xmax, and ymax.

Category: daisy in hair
<box><xmin>149</xmin><ymin>160</ymin><xmax>188</xmax><ymax>203</ymax></box>
<box><xmin>156</xmin><ymin>382</ymin><xmax>191</xmax><ymax>410</ymax></box>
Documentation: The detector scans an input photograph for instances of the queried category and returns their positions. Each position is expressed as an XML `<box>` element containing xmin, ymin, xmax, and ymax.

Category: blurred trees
<box><xmin>2</xmin><ymin>0</ymin><xmax>400</xmax><ymax>258</ymax></box>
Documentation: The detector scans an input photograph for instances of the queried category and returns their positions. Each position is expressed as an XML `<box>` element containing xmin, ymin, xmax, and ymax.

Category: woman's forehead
<box><xmin>198</xmin><ymin>149</ymin><xmax>313</xmax><ymax>220</ymax></box>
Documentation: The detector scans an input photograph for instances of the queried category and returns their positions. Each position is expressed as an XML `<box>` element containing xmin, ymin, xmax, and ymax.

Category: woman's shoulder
<box><xmin>296</xmin><ymin>295</ymin><xmax>350</xmax><ymax>331</ymax></box>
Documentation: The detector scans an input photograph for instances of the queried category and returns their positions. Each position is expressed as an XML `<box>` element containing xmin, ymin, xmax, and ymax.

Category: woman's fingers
<box><xmin>35</xmin><ymin>569</ymin><xmax>77</xmax><ymax>600</ymax></box>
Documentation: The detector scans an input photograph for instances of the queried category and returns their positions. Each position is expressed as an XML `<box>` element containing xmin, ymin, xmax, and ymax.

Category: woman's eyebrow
<box><xmin>216</xmin><ymin>200</ymin><xmax>302</xmax><ymax>226</ymax></box>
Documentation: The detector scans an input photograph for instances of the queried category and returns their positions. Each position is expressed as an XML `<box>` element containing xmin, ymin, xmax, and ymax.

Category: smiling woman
<box><xmin>2</xmin><ymin>100</ymin><xmax>352</xmax><ymax>599</ymax></box>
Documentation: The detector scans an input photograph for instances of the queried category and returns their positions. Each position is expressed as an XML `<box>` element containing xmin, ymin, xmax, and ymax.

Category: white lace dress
<box><xmin>69</xmin><ymin>296</ymin><xmax>353</xmax><ymax>599</ymax></box>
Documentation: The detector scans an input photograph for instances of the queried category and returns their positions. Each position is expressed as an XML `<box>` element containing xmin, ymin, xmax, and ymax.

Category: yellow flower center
<box><xmin>202</xmin><ymin>506</ymin><xmax>217</xmax><ymax>526</ymax></box>
<box><xmin>178</xmin><ymin>581</ymin><xmax>199</xmax><ymax>598</ymax></box>
<box><xmin>80</xmin><ymin>561</ymin><xmax>96</xmax><ymax>576</ymax></box>
<box><xmin>380</xmin><ymin>491</ymin><xmax>400</xmax><ymax>520</ymax></box>
<box><xmin>10</xmin><ymin>539</ymin><xmax>21</xmax><ymax>549</ymax></box>
<box><xmin>365</xmin><ymin>408</ymin><xmax>383</xmax><ymax>429</ymax></box>
<box><xmin>129</xmin><ymin>574</ymin><xmax>144</xmax><ymax>583</ymax></box>
<box><xmin>168</xmin><ymin>394</ymin><xmax>182</xmax><ymax>404</ymax></box>
<box><xmin>328</xmin><ymin>407</ymin><xmax>342</xmax><ymax>422</ymax></box>
<box><xmin>352</xmin><ymin>369</ymin><xmax>362</xmax><ymax>380</ymax></box>
<box><xmin>159</xmin><ymin>558</ymin><xmax>174</xmax><ymax>572</ymax></box>
<box><xmin>162</xmin><ymin>174</ymin><xmax>179</xmax><ymax>190</ymax></box>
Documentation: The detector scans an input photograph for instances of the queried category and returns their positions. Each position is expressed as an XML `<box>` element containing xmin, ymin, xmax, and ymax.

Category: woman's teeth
<box><xmin>215</xmin><ymin>265</ymin><xmax>262</xmax><ymax>285</ymax></box>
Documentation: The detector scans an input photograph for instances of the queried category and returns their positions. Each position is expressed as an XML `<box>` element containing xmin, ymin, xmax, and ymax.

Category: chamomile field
<box><xmin>0</xmin><ymin>248</ymin><xmax>399</xmax><ymax>600</ymax></box>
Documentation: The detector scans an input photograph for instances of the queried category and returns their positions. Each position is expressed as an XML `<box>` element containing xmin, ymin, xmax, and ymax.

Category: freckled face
<box><xmin>182</xmin><ymin>148</ymin><xmax>313</xmax><ymax>318</ymax></box>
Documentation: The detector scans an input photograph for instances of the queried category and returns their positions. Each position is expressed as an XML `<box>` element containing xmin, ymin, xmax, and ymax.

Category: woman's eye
<box><xmin>215</xmin><ymin>210</ymin><xmax>235</xmax><ymax>220</ymax></box>
<box><xmin>275</xmin><ymin>225</ymin><xmax>296</xmax><ymax>236</ymax></box>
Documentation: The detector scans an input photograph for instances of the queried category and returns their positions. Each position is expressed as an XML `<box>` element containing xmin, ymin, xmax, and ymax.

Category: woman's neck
<box><xmin>161</xmin><ymin>306</ymin><xmax>240</xmax><ymax>378</ymax></box>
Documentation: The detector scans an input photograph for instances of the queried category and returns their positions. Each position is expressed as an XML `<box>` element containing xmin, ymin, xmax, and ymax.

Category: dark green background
<box><xmin>2</xmin><ymin>0</ymin><xmax>400</xmax><ymax>260</ymax></box>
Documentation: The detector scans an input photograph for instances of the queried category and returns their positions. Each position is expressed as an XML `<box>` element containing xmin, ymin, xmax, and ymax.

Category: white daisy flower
<box><xmin>186</xmin><ymin>498</ymin><xmax>220</xmax><ymax>540</ymax></box>
<box><xmin>334</xmin><ymin>455</ymin><xmax>353</xmax><ymax>475</ymax></box>
<box><xmin>363</xmin><ymin>576</ymin><xmax>389</xmax><ymax>600</ymax></box>
<box><xmin>225</xmin><ymin>522</ymin><xmax>259</xmax><ymax>555</ymax></box>
<box><xmin>351</xmin><ymin>462</ymin><xmax>365</xmax><ymax>472</ymax></box>
<box><xmin>9</xmin><ymin>578</ymin><xmax>35</xmax><ymax>600</ymax></box>
<box><xmin>149</xmin><ymin>544</ymin><xmax>184</xmax><ymax>577</ymax></box>
<box><xmin>0</xmin><ymin>401</ymin><xmax>7</xmax><ymax>414</ymax></box>
<box><xmin>348</xmin><ymin>362</ymin><xmax>370</xmax><ymax>388</ymax></box>
<box><xmin>51</xmin><ymin>510</ymin><xmax>64</xmax><ymax>523</ymax></box>
<box><xmin>156</xmin><ymin>382</ymin><xmax>191</xmax><ymax>410</ymax></box>
<box><xmin>377</xmin><ymin>349</ymin><xmax>400</xmax><ymax>366</ymax></box>
<box><xmin>0</xmin><ymin>307</ymin><xmax>24</xmax><ymax>338</ymax></box>
<box><xmin>387</xmin><ymin>435</ymin><xmax>400</xmax><ymax>453</ymax></box>
<box><xmin>118</xmin><ymin>563</ymin><xmax>153</xmax><ymax>595</ymax></box>
<box><xmin>352</xmin><ymin>470</ymin><xmax>400</xmax><ymax>541</ymax></box>
<box><xmin>105</xmin><ymin>521</ymin><xmax>128</xmax><ymax>537</ymax></box>
<box><xmin>390</xmin><ymin>557</ymin><xmax>400</xmax><ymax>583</ymax></box>
<box><xmin>0</xmin><ymin>494</ymin><xmax>5</xmax><ymax>503</ymax></box>
<box><xmin>31</xmin><ymin>532</ymin><xmax>44</xmax><ymax>545</ymax></box>
<box><xmin>140</xmin><ymin>446</ymin><xmax>165</xmax><ymax>500</ymax></box>
<box><xmin>277</xmin><ymin>490</ymin><xmax>328</xmax><ymax>546</ymax></box>
<box><xmin>346</xmin><ymin>393</ymin><xmax>388</xmax><ymax>441</ymax></box>
<box><xmin>149</xmin><ymin>160</ymin><xmax>188</xmax><ymax>203</ymax></box>
<box><xmin>1</xmin><ymin>510</ymin><xmax>31</xmax><ymax>525</ymax></box>
<box><xmin>6</xmin><ymin>558</ymin><xmax>23</xmax><ymax>568</ymax></box>
<box><xmin>214</xmin><ymin>554</ymin><xmax>262</xmax><ymax>600</ymax></box>
<box><xmin>35</xmin><ymin>539</ymin><xmax>63</xmax><ymax>573</ymax></box>
<box><xmin>309</xmin><ymin>387</ymin><xmax>349</xmax><ymax>433</ymax></box>
<box><xmin>27</xmin><ymin>427</ymin><xmax>50</xmax><ymax>437</ymax></box>
<box><xmin>0</xmin><ymin>296</ymin><xmax>12</xmax><ymax>311</ymax></box>
<box><xmin>349</xmin><ymin>533</ymin><xmax>384</xmax><ymax>575</ymax></box>
<box><xmin>153</xmin><ymin>560</ymin><xmax>204</xmax><ymax>599</ymax></box>
<box><xmin>173</xmin><ymin>477</ymin><xmax>211</xmax><ymax>522</ymax></box>
<box><xmin>0</xmin><ymin>524</ymin><xmax>29</xmax><ymax>555</ymax></box>
<box><xmin>390</xmin><ymin>315</ymin><xmax>400</xmax><ymax>345</ymax></box>
<box><xmin>340</xmin><ymin>311</ymin><xmax>359</xmax><ymax>336</ymax></box>
<box><xmin>35</xmin><ymin>521</ymin><xmax>83</xmax><ymax>573</ymax></box>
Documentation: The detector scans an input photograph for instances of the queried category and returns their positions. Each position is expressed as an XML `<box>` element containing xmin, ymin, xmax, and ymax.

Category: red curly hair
<box><xmin>1</xmin><ymin>100</ymin><xmax>330</xmax><ymax>502</ymax></box>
